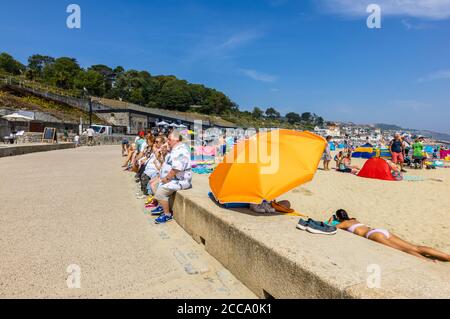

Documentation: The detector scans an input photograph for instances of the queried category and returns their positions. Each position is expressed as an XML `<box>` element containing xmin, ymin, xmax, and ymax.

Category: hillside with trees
<box><xmin>0</xmin><ymin>52</ymin><xmax>325</xmax><ymax>129</ymax></box>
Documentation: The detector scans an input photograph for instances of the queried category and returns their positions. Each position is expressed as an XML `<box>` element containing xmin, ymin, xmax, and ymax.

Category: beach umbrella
<box><xmin>156</xmin><ymin>121</ymin><xmax>170</xmax><ymax>126</ymax></box>
<box><xmin>209</xmin><ymin>129</ymin><xmax>326</xmax><ymax>204</ymax></box>
<box><xmin>2</xmin><ymin>113</ymin><xmax>34</xmax><ymax>122</ymax></box>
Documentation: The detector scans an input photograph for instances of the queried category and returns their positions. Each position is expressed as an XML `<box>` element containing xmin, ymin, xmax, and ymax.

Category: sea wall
<box><xmin>172</xmin><ymin>183</ymin><xmax>450</xmax><ymax>299</ymax></box>
<box><xmin>0</xmin><ymin>143</ymin><xmax>75</xmax><ymax>158</ymax></box>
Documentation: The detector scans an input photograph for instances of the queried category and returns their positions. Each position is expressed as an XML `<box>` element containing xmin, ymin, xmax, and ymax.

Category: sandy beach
<box><xmin>277</xmin><ymin>154</ymin><xmax>450</xmax><ymax>253</ymax></box>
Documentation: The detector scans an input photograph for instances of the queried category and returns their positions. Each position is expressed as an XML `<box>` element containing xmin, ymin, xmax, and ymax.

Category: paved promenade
<box><xmin>0</xmin><ymin>145</ymin><xmax>254</xmax><ymax>298</ymax></box>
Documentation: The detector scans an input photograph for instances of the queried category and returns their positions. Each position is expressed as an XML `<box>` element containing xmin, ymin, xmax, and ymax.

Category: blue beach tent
<box><xmin>352</xmin><ymin>143</ymin><xmax>375</xmax><ymax>159</ymax></box>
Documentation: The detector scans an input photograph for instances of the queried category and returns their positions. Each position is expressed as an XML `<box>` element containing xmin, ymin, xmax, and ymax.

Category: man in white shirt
<box><xmin>153</xmin><ymin>130</ymin><xmax>192</xmax><ymax>224</ymax></box>
<box><xmin>74</xmin><ymin>134</ymin><xmax>80</xmax><ymax>147</ymax></box>
<box><xmin>86</xmin><ymin>127</ymin><xmax>95</xmax><ymax>146</ymax></box>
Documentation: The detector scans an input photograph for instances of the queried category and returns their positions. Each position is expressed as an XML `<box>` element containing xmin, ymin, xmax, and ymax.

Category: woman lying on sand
<box><xmin>329</xmin><ymin>209</ymin><xmax>450</xmax><ymax>262</ymax></box>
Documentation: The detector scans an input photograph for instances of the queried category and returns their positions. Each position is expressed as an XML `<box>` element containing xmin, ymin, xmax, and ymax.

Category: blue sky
<box><xmin>1</xmin><ymin>0</ymin><xmax>450</xmax><ymax>133</ymax></box>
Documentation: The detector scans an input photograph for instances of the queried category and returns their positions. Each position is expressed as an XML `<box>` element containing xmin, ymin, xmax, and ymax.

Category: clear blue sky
<box><xmin>1</xmin><ymin>0</ymin><xmax>450</xmax><ymax>133</ymax></box>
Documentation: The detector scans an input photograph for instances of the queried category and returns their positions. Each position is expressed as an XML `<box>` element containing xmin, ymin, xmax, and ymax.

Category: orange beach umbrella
<box><xmin>209</xmin><ymin>129</ymin><xmax>326</xmax><ymax>204</ymax></box>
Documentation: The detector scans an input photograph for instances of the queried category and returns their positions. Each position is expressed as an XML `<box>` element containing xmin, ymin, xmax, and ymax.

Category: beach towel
<box><xmin>192</xmin><ymin>167</ymin><xmax>214</xmax><ymax>174</ymax></box>
<box><xmin>195</xmin><ymin>146</ymin><xmax>216</xmax><ymax>156</ymax></box>
<box><xmin>403</xmin><ymin>175</ymin><xmax>425</xmax><ymax>182</ymax></box>
<box><xmin>403</xmin><ymin>176</ymin><xmax>444</xmax><ymax>182</ymax></box>
<box><xmin>208</xmin><ymin>192</ymin><xmax>249</xmax><ymax>209</ymax></box>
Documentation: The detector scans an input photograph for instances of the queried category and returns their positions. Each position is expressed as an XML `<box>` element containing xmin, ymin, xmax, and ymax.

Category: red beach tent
<box><xmin>357</xmin><ymin>158</ymin><xmax>396</xmax><ymax>181</ymax></box>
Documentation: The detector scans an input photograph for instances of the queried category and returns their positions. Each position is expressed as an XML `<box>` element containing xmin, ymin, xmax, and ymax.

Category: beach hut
<box><xmin>358</xmin><ymin>158</ymin><xmax>396</xmax><ymax>181</ymax></box>
<box><xmin>352</xmin><ymin>143</ymin><xmax>374</xmax><ymax>159</ymax></box>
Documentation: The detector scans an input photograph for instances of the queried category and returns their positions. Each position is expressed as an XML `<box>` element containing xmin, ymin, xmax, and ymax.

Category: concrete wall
<box><xmin>78</xmin><ymin>135</ymin><xmax>127</xmax><ymax>146</ymax></box>
<box><xmin>0</xmin><ymin>143</ymin><xmax>75</xmax><ymax>158</ymax></box>
<box><xmin>130</xmin><ymin>114</ymin><xmax>148</xmax><ymax>134</ymax></box>
<box><xmin>172</xmin><ymin>188</ymin><xmax>450</xmax><ymax>299</ymax></box>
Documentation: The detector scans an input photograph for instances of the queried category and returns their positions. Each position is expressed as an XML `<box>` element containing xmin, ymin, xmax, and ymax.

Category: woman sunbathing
<box><xmin>330</xmin><ymin>209</ymin><xmax>450</xmax><ymax>262</ymax></box>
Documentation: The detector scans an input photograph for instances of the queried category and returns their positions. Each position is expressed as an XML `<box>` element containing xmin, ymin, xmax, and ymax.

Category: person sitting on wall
<box><xmin>151</xmin><ymin>130</ymin><xmax>192</xmax><ymax>224</ymax></box>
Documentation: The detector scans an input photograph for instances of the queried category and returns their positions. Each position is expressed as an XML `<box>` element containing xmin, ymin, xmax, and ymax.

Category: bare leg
<box><xmin>368</xmin><ymin>233</ymin><xmax>429</xmax><ymax>261</ymax></box>
<box><xmin>390</xmin><ymin>235</ymin><xmax>450</xmax><ymax>262</ymax></box>
<box><xmin>122</xmin><ymin>152</ymin><xmax>133</xmax><ymax>167</ymax></box>
<box><xmin>160</xmin><ymin>200</ymin><xmax>171</xmax><ymax>216</ymax></box>
<box><xmin>150</xmin><ymin>178</ymin><xmax>160</xmax><ymax>195</ymax></box>
<box><xmin>130</xmin><ymin>151</ymin><xmax>137</xmax><ymax>166</ymax></box>
<box><xmin>417</xmin><ymin>246</ymin><xmax>450</xmax><ymax>261</ymax></box>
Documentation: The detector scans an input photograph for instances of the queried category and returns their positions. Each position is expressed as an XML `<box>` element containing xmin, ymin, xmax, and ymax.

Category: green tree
<box><xmin>42</xmin><ymin>57</ymin><xmax>81</xmax><ymax>89</ymax></box>
<box><xmin>203</xmin><ymin>89</ymin><xmax>236</xmax><ymax>115</ymax></box>
<box><xmin>0</xmin><ymin>52</ymin><xmax>25</xmax><ymax>75</ymax></box>
<box><xmin>27</xmin><ymin>54</ymin><xmax>55</xmax><ymax>79</ymax></box>
<box><xmin>109</xmin><ymin>70</ymin><xmax>157</xmax><ymax>104</ymax></box>
<box><xmin>301</xmin><ymin>112</ymin><xmax>312</xmax><ymax>123</ymax></box>
<box><xmin>265</xmin><ymin>107</ymin><xmax>281</xmax><ymax>119</ymax></box>
<box><xmin>157</xmin><ymin>79</ymin><xmax>193</xmax><ymax>111</ymax></box>
<box><xmin>252</xmin><ymin>107</ymin><xmax>264</xmax><ymax>119</ymax></box>
<box><xmin>74</xmin><ymin>70</ymin><xmax>105</xmax><ymax>96</ymax></box>
<box><xmin>286</xmin><ymin>112</ymin><xmax>301</xmax><ymax>124</ymax></box>
<box><xmin>189</xmin><ymin>83</ymin><xmax>208</xmax><ymax>106</ymax></box>
<box><xmin>88</xmin><ymin>64</ymin><xmax>115</xmax><ymax>93</ymax></box>
<box><xmin>315</xmin><ymin>116</ymin><xmax>324</xmax><ymax>126</ymax></box>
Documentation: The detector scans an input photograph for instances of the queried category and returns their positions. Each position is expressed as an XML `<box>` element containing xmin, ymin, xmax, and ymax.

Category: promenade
<box><xmin>0</xmin><ymin>145</ymin><xmax>254</xmax><ymax>298</ymax></box>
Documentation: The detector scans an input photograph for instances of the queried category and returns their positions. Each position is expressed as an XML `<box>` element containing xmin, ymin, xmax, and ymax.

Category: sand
<box><xmin>279</xmin><ymin>155</ymin><xmax>450</xmax><ymax>253</ymax></box>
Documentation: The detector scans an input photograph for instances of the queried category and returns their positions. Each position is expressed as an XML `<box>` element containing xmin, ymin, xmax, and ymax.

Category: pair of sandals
<box><xmin>145</xmin><ymin>197</ymin><xmax>159</xmax><ymax>209</ymax></box>
<box><xmin>250</xmin><ymin>202</ymin><xmax>276</xmax><ymax>214</ymax></box>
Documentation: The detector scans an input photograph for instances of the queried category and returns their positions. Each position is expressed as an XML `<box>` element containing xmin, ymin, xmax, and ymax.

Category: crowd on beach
<box><xmin>318</xmin><ymin>132</ymin><xmax>450</xmax><ymax>261</ymax></box>
<box><xmin>322</xmin><ymin>133</ymin><xmax>449</xmax><ymax>178</ymax></box>
<box><xmin>120</xmin><ymin>127</ymin><xmax>450</xmax><ymax>262</ymax></box>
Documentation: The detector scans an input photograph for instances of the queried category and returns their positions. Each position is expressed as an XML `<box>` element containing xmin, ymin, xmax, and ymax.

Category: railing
<box><xmin>0</xmin><ymin>73</ymin><xmax>83</xmax><ymax>98</ymax></box>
